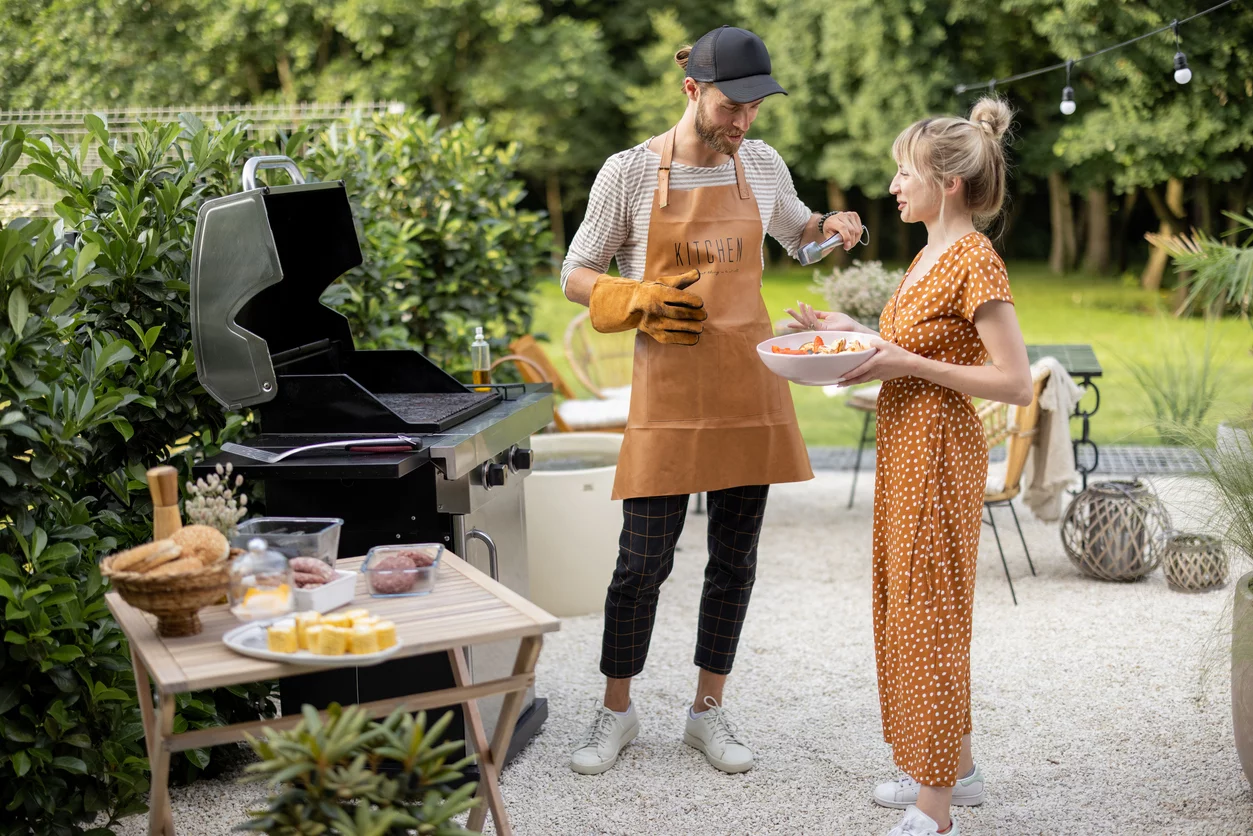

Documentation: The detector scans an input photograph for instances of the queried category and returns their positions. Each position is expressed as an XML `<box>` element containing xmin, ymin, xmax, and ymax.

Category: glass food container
<box><xmin>361</xmin><ymin>544</ymin><xmax>444</xmax><ymax>597</ymax></box>
<box><xmin>231</xmin><ymin>517</ymin><xmax>343</xmax><ymax>569</ymax></box>
<box><xmin>228</xmin><ymin>538</ymin><xmax>295</xmax><ymax>621</ymax></box>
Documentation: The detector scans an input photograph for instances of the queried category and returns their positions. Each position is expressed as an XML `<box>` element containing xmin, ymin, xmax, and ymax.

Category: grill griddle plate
<box><xmin>375</xmin><ymin>392</ymin><xmax>498</xmax><ymax>427</ymax></box>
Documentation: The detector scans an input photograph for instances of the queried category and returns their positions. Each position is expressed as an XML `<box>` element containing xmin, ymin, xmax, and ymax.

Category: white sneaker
<box><xmin>874</xmin><ymin>765</ymin><xmax>985</xmax><ymax>809</ymax></box>
<box><xmin>887</xmin><ymin>805</ymin><xmax>960</xmax><ymax>836</ymax></box>
<box><xmin>569</xmin><ymin>703</ymin><xmax>639</xmax><ymax>775</ymax></box>
<box><xmin>682</xmin><ymin>696</ymin><xmax>754</xmax><ymax>774</ymax></box>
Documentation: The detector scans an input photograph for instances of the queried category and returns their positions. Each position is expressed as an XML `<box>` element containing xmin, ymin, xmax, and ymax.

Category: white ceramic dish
<box><xmin>222</xmin><ymin>619</ymin><xmax>403</xmax><ymax>668</ymax></box>
<box><xmin>756</xmin><ymin>330</ymin><xmax>875</xmax><ymax>386</ymax></box>
<box><xmin>292</xmin><ymin>569</ymin><xmax>356</xmax><ymax>613</ymax></box>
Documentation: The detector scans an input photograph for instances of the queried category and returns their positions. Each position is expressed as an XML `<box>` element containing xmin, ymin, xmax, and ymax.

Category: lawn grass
<box><xmin>525</xmin><ymin>262</ymin><xmax>1253</xmax><ymax>447</ymax></box>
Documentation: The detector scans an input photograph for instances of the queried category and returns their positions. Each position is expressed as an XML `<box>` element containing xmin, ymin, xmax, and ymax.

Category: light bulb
<box><xmin>1060</xmin><ymin>86</ymin><xmax>1076</xmax><ymax>115</ymax></box>
<box><xmin>1173</xmin><ymin>52</ymin><xmax>1192</xmax><ymax>84</ymax></box>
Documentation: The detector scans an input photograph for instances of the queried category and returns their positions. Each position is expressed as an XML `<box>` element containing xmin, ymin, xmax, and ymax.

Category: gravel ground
<box><xmin>110</xmin><ymin>473</ymin><xmax>1253</xmax><ymax>836</ymax></box>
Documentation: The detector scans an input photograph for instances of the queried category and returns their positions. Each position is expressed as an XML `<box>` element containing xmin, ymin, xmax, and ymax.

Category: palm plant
<box><xmin>1146</xmin><ymin>210</ymin><xmax>1253</xmax><ymax>320</ymax></box>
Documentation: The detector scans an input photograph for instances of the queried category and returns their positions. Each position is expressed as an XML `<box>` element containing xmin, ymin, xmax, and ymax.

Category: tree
<box><xmin>466</xmin><ymin>16</ymin><xmax>621</xmax><ymax>266</ymax></box>
<box><xmin>1009</xmin><ymin>0</ymin><xmax>1253</xmax><ymax>286</ymax></box>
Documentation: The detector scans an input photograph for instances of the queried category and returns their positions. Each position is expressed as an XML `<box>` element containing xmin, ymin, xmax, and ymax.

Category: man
<box><xmin>561</xmin><ymin>24</ymin><xmax>863</xmax><ymax>776</ymax></box>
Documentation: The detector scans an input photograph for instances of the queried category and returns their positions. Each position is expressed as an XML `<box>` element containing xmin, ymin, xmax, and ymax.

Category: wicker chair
<box><xmin>563</xmin><ymin>310</ymin><xmax>634</xmax><ymax>400</ymax></box>
<box><xmin>977</xmin><ymin>367</ymin><xmax>1051</xmax><ymax>605</ymax></box>
<box><xmin>492</xmin><ymin>335</ymin><xmax>628</xmax><ymax>433</ymax></box>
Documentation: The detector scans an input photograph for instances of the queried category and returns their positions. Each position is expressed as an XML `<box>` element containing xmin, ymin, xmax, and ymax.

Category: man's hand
<box><xmin>589</xmin><ymin>269</ymin><xmax>709</xmax><ymax>345</ymax></box>
<box><xmin>812</xmin><ymin>211</ymin><xmax>864</xmax><ymax>251</ymax></box>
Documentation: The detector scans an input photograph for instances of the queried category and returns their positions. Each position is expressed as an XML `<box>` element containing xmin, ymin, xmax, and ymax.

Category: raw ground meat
<box><xmin>369</xmin><ymin>553</ymin><xmax>417</xmax><ymax>594</ymax></box>
<box><xmin>396</xmin><ymin>548</ymin><xmax>438</xmax><ymax>567</ymax></box>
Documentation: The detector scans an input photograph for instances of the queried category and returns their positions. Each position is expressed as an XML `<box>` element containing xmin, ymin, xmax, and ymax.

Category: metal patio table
<box><xmin>1026</xmin><ymin>344</ymin><xmax>1103</xmax><ymax>489</ymax></box>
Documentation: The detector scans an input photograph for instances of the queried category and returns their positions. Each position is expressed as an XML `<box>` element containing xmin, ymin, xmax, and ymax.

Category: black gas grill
<box><xmin>190</xmin><ymin>155</ymin><xmax>554</xmax><ymax>771</ymax></box>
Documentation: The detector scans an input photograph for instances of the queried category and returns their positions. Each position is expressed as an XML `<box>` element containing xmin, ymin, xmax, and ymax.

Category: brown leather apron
<box><xmin>612</xmin><ymin>129</ymin><xmax>813</xmax><ymax>500</ymax></box>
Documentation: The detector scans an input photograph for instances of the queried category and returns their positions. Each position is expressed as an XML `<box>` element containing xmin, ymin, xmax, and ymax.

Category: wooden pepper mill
<box><xmin>147</xmin><ymin>465</ymin><xmax>183</xmax><ymax>541</ymax></box>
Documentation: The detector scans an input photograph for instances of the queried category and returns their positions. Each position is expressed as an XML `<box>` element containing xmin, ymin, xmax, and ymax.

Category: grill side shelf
<box><xmin>195</xmin><ymin>444</ymin><xmax>431</xmax><ymax>480</ymax></box>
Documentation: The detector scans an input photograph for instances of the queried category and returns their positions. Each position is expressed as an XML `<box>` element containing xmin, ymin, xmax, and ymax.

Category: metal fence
<box><xmin>0</xmin><ymin>101</ymin><xmax>405</xmax><ymax>219</ymax></box>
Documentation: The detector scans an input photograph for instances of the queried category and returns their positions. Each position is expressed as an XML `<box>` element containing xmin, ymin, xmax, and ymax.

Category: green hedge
<box><xmin>306</xmin><ymin>113</ymin><xmax>550</xmax><ymax>373</ymax></box>
<box><xmin>0</xmin><ymin>110</ymin><xmax>548</xmax><ymax>835</ymax></box>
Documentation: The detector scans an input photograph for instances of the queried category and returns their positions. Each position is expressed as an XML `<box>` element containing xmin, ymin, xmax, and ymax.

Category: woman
<box><xmin>789</xmin><ymin>97</ymin><xmax>1031</xmax><ymax>836</ymax></box>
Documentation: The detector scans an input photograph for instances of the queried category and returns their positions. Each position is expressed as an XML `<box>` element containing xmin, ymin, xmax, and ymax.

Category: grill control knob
<box><xmin>509</xmin><ymin>446</ymin><xmax>533</xmax><ymax>472</ymax></box>
<box><xmin>482</xmin><ymin>462</ymin><xmax>509</xmax><ymax>489</ymax></box>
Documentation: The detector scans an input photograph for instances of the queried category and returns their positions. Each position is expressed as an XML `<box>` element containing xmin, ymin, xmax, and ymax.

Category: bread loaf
<box><xmin>147</xmin><ymin>557</ymin><xmax>203</xmax><ymax>577</ymax></box>
<box><xmin>110</xmin><ymin>540</ymin><xmax>181</xmax><ymax>573</ymax></box>
<box><xmin>171</xmin><ymin>525</ymin><xmax>229</xmax><ymax>566</ymax></box>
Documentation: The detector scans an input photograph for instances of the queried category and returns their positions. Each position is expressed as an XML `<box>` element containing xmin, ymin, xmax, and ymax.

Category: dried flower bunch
<box><xmin>812</xmin><ymin>259</ymin><xmax>904</xmax><ymax>324</ymax></box>
<box><xmin>184</xmin><ymin>462</ymin><xmax>249</xmax><ymax>538</ymax></box>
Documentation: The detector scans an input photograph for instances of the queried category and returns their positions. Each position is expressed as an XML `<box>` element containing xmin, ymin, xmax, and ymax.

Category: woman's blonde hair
<box><xmin>891</xmin><ymin>97</ymin><xmax>1014</xmax><ymax>232</ymax></box>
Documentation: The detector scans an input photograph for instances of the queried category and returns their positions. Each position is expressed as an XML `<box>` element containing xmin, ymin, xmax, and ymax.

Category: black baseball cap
<box><xmin>686</xmin><ymin>25</ymin><xmax>787</xmax><ymax>104</ymax></box>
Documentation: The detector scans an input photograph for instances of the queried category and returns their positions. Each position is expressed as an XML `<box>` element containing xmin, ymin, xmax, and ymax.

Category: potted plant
<box><xmin>237</xmin><ymin>704</ymin><xmax>480</xmax><ymax>835</ymax></box>
<box><xmin>811</xmin><ymin>259</ymin><xmax>903</xmax><ymax>333</ymax></box>
<box><xmin>1188</xmin><ymin>423</ymin><xmax>1253</xmax><ymax>788</ymax></box>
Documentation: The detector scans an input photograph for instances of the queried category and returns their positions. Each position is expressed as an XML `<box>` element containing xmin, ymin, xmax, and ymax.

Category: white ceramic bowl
<box><xmin>756</xmin><ymin>330</ymin><xmax>875</xmax><ymax>386</ymax></box>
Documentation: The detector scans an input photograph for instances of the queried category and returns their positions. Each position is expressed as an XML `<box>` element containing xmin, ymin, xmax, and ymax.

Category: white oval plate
<box><xmin>756</xmin><ymin>330</ymin><xmax>875</xmax><ymax>386</ymax></box>
<box><xmin>222</xmin><ymin>619</ymin><xmax>403</xmax><ymax>668</ymax></box>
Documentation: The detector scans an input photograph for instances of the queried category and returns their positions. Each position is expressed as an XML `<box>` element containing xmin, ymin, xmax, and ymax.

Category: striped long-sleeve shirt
<box><xmin>560</xmin><ymin>138</ymin><xmax>813</xmax><ymax>292</ymax></box>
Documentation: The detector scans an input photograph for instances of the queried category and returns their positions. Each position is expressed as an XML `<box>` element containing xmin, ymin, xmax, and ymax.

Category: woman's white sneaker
<box><xmin>682</xmin><ymin>696</ymin><xmax>754</xmax><ymax>773</ymax></box>
<box><xmin>873</xmin><ymin>765</ymin><xmax>985</xmax><ymax>809</ymax></box>
<box><xmin>887</xmin><ymin>805</ymin><xmax>960</xmax><ymax>836</ymax></box>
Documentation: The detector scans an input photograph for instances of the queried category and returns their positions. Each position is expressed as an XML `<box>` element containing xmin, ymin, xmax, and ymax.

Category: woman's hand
<box><xmin>839</xmin><ymin>337</ymin><xmax>918</xmax><ymax>386</ymax></box>
<box><xmin>785</xmin><ymin>301</ymin><xmax>864</xmax><ymax>333</ymax></box>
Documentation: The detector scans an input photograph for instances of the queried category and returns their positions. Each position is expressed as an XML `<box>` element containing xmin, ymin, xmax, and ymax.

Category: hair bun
<box><xmin>675</xmin><ymin>46</ymin><xmax>693</xmax><ymax>71</ymax></box>
<box><xmin>969</xmin><ymin>97</ymin><xmax>1013</xmax><ymax>142</ymax></box>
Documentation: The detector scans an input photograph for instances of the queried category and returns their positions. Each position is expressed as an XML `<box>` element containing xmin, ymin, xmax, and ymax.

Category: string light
<box><xmin>953</xmin><ymin>0</ymin><xmax>1235</xmax><ymax>98</ymax></box>
<box><xmin>1172</xmin><ymin>21</ymin><xmax>1192</xmax><ymax>84</ymax></box>
<box><xmin>1060</xmin><ymin>60</ymin><xmax>1076</xmax><ymax>115</ymax></box>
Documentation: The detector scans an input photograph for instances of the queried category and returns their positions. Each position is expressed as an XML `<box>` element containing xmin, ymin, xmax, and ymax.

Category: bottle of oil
<box><xmin>471</xmin><ymin>326</ymin><xmax>492</xmax><ymax>390</ymax></box>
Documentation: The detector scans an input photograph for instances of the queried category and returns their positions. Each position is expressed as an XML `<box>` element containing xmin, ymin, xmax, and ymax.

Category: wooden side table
<box><xmin>107</xmin><ymin>552</ymin><xmax>560</xmax><ymax>836</ymax></box>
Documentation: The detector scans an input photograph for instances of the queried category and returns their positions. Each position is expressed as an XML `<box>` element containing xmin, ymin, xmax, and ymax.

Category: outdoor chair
<box><xmin>978</xmin><ymin>367</ymin><xmax>1051</xmax><ymax>606</ymax></box>
<box><xmin>844</xmin><ymin>383</ymin><xmax>882</xmax><ymax>508</ymax></box>
<box><xmin>564</xmin><ymin>310</ymin><xmax>634</xmax><ymax>401</ymax></box>
<box><xmin>493</xmin><ymin>335</ymin><xmax>628</xmax><ymax>433</ymax></box>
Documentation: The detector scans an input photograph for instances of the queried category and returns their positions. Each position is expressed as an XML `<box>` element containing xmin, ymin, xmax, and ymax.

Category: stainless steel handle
<box><xmin>465</xmin><ymin>529</ymin><xmax>499</xmax><ymax>581</ymax></box>
<box><xmin>242</xmin><ymin>155</ymin><xmax>307</xmax><ymax>191</ymax></box>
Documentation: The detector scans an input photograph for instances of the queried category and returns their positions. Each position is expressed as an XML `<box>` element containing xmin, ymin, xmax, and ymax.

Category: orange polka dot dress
<box><xmin>872</xmin><ymin>231</ymin><xmax>1013</xmax><ymax>787</ymax></box>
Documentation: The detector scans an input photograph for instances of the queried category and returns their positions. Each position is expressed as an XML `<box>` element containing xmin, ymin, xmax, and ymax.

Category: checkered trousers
<box><xmin>601</xmin><ymin>485</ymin><xmax>770</xmax><ymax>679</ymax></box>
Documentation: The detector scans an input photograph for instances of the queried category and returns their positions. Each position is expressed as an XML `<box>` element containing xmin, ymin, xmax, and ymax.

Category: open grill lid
<box><xmin>191</xmin><ymin>156</ymin><xmax>364</xmax><ymax>410</ymax></box>
<box><xmin>190</xmin><ymin>155</ymin><xmax>501</xmax><ymax>432</ymax></box>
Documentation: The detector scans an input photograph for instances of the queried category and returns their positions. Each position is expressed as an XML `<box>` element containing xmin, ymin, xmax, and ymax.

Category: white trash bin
<box><xmin>524</xmin><ymin>432</ymin><xmax>623</xmax><ymax>618</ymax></box>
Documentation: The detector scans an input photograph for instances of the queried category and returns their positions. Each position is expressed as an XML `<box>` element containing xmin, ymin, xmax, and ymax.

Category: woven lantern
<box><xmin>1162</xmin><ymin>533</ymin><xmax>1228</xmax><ymax>592</ymax></box>
<box><xmin>1061</xmin><ymin>479</ymin><xmax>1172</xmax><ymax>582</ymax></box>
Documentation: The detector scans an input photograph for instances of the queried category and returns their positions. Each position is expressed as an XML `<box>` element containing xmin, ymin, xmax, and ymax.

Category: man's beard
<box><xmin>694</xmin><ymin>100</ymin><xmax>740</xmax><ymax>156</ymax></box>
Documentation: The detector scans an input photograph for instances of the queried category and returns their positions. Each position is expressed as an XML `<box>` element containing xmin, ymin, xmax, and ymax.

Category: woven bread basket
<box><xmin>101</xmin><ymin>548</ymin><xmax>239</xmax><ymax>637</ymax></box>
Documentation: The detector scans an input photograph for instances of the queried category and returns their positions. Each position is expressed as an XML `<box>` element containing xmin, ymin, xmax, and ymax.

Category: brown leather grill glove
<box><xmin>588</xmin><ymin>269</ymin><xmax>708</xmax><ymax>346</ymax></box>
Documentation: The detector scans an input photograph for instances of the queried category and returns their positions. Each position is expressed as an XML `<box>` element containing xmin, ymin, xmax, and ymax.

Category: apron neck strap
<box><xmin>657</xmin><ymin>127</ymin><xmax>750</xmax><ymax>208</ymax></box>
<box><xmin>732</xmin><ymin>152</ymin><xmax>749</xmax><ymax>200</ymax></box>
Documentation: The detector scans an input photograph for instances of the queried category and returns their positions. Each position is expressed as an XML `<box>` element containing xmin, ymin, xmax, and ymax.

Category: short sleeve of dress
<box><xmin>956</xmin><ymin>244</ymin><xmax>1014</xmax><ymax>322</ymax></box>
